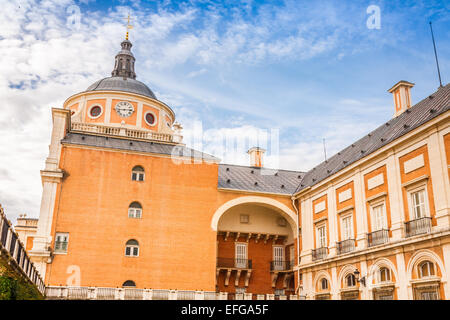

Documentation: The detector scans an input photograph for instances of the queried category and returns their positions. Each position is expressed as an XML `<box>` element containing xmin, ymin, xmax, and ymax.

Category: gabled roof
<box><xmin>294</xmin><ymin>83</ymin><xmax>450</xmax><ymax>194</ymax></box>
<box><xmin>218</xmin><ymin>164</ymin><xmax>304</xmax><ymax>195</ymax></box>
<box><xmin>61</xmin><ymin>132</ymin><xmax>220</xmax><ymax>162</ymax></box>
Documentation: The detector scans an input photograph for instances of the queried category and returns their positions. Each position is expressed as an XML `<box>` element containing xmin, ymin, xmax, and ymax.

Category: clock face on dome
<box><xmin>115</xmin><ymin>101</ymin><xmax>134</xmax><ymax>117</ymax></box>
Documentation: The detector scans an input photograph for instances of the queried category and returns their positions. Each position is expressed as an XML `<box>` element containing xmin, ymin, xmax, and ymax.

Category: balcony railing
<box><xmin>71</xmin><ymin>122</ymin><xmax>176</xmax><ymax>143</ymax></box>
<box><xmin>405</xmin><ymin>217</ymin><xmax>432</xmax><ymax>237</ymax></box>
<box><xmin>367</xmin><ymin>229</ymin><xmax>390</xmax><ymax>247</ymax></box>
<box><xmin>270</xmin><ymin>260</ymin><xmax>294</xmax><ymax>271</ymax></box>
<box><xmin>217</xmin><ymin>257</ymin><xmax>252</xmax><ymax>269</ymax></box>
<box><xmin>0</xmin><ymin>205</ymin><xmax>45</xmax><ymax>295</ymax></box>
<box><xmin>312</xmin><ymin>247</ymin><xmax>328</xmax><ymax>261</ymax></box>
<box><xmin>336</xmin><ymin>239</ymin><xmax>355</xmax><ymax>255</ymax></box>
<box><xmin>45</xmin><ymin>286</ymin><xmax>301</xmax><ymax>300</ymax></box>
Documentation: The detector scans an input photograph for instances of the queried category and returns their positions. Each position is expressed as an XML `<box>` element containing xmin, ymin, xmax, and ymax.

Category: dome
<box><xmin>86</xmin><ymin>77</ymin><xmax>157</xmax><ymax>100</ymax></box>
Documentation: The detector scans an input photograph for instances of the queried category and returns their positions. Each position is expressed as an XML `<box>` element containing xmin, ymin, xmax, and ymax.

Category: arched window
<box><xmin>131</xmin><ymin>166</ymin><xmax>144</xmax><ymax>181</ymax></box>
<box><xmin>128</xmin><ymin>202</ymin><xmax>142</xmax><ymax>218</ymax></box>
<box><xmin>125</xmin><ymin>239</ymin><xmax>139</xmax><ymax>257</ymax></box>
<box><xmin>345</xmin><ymin>274</ymin><xmax>356</xmax><ymax>287</ymax></box>
<box><xmin>418</xmin><ymin>261</ymin><xmax>435</xmax><ymax>278</ymax></box>
<box><xmin>379</xmin><ymin>267</ymin><xmax>391</xmax><ymax>283</ymax></box>
<box><xmin>122</xmin><ymin>280</ymin><xmax>136</xmax><ymax>287</ymax></box>
<box><xmin>320</xmin><ymin>278</ymin><xmax>329</xmax><ymax>291</ymax></box>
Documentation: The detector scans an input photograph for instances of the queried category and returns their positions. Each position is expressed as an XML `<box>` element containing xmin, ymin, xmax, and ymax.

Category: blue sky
<box><xmin>0</xmin><ymin>0</ymin><xmax>449</xmax><ymax>220</ymax></box>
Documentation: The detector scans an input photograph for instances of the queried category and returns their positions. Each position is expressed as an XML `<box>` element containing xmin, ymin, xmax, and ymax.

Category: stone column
<box><xmin>30</xmin><ymin>108</ymin><xmax>69</xmax><ymax>278</ymax></box>
<box><xmin>427</xmin><ymin>130</ymin><xmax>450</xmax><ymax>229</ymax></box>
<box><xmin>386</xmin><ymin>151</ymin><xmax>405</xmax><ymax>240</ymax></box>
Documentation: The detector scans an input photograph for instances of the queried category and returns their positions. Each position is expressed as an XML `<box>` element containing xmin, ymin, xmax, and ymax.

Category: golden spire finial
<box><xmin>125</xmin><ymin>13</ymin><xmax>134</xmax><ymax>40</ymax></box>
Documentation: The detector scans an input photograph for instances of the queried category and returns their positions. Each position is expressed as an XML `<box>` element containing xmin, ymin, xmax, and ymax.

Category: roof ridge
<box><xmin>219</xmin><ymin>163</ymin><xmax>304</xmax><ymax>174</ymax></box>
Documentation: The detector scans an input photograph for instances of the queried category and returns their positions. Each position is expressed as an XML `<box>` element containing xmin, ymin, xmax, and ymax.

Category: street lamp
<box><xmin>354</xmin><ymin>269</ymin><xmax>366</xmax><ymax>287</ymax></box>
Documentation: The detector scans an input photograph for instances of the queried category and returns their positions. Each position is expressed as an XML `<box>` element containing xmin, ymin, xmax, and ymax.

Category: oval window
<box><xmin>145</xmin><ymin>112</ymin><xmax>156</xmax><ymax>126</ymax></box>
<box><xmin>90</xmin><ymin>106</ymin><xmax>102</xmax><ymax>118</ymax></box>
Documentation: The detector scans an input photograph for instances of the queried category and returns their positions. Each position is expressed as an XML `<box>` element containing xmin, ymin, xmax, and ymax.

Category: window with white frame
<box><xmin>410</xmin><ymin>188</ymin><xmax>428</xmax><ymax>219</ymax></box>
<box><xmin>345</xmin><ymin>274</ymin><xmax>356</xmax><ymax>287</ymax></box>
<box><xmin>371</xmin><ymin>202</ymin><xmax>387</xmax><ymax>231</ymax></box>
<box><xmin>341</xmin><ymin>215</ymin><xmax>353</xmax><ymax>240</ymax></box>
<box><xmin>128</xmin><ymin>202</ymin><xmax>142</xmax><ymax>218</ymax></box>
<box><xmin>316</xmin><ymin>224</ymin><xmax>327</xmax><ymax>248</ymax></box>
<box><xmin>131</xmin><ymin>166</ymin><xmax>145</xmax><ymax>182</ymax></box>
<box><xmin>240</xmin><ymin>214</ymin><xmax>249</xmax><ymax>224</ymax></box>
<box><xmin>54</xmin><ymin>233</ymin><xmax>69</xmax><ymax>253</ymax></box>
<box><xmin>273</xmin><ymin>246</ymin><xmax>284</xmax><ymax>270</ymax></box>
<box><xmin>418</xmin><ymin>261</ymin><xmax>435</xmax><ymax>278</ymax></box>
<box><xmin>235</xmin><ymin>243</ymin><xmax>248</xmax><ymax>268</ymax></box>
<box><xmin>320</xmin><ymin>278</ymin><xmax>329</xmax><ymax>291</ymax></box>
<box><xmin>378</xmin><ymin>267</ymin><xmax>391</xmax><ymax>283</ymax></box>
<box><xmin>125</xmin><ymin>239</ymin><xmax>139</xmax><ymax>257</ymax></box>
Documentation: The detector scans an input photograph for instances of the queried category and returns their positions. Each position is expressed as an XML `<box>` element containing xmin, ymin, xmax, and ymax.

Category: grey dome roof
<box><xmin>86</xmin><ymin>77</ymin><xmax>157</xmax><ymax>100</ymax></box>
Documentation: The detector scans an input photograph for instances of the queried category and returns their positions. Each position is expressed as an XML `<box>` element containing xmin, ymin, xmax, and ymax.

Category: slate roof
<box><xmin>86</xmin><ymin>77</ymin><xmax>157</xmax><ymax>100</ymax></box>
<box><xmin>294</xmin><ymin>83</ymin><xmax>450</xmax><ymax>194</ymax></box>
<box><xmin>218</xmin><ymin>164</ymin><xmax>304</xmax><ymax>195</ymax></box>
<box><xmin>61</xmin><ymin>132</ymin><xmax>220</xmax><ymax>162</ymax></box>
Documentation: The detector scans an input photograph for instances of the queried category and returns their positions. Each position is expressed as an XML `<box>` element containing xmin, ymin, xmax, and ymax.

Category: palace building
<box><xmin>20</xmin><ymin>37</ymin><xmax>450</xmax><ymax>300</ymax></box>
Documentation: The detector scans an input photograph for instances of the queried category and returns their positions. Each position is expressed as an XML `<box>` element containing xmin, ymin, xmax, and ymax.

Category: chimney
<box><xmin>248</xmin><ymin>147</ymin><xmax>266</xmax><ymax>167</ymax></box>
<box><xmin>388</xmin><ymin>80</ymin><xmax>415</xmax><ymax>117</ymax></box>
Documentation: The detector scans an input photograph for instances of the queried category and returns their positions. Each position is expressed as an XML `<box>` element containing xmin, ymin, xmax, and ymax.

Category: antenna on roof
<box><xmin>323</xmin><ymin>138</ymin><xmax>327</xmax><ymax>161</ymax></box>
<box><xmin>429</xmin><ymin>21</ymin><xmax>443</xmax><ymax>88</ymax></box>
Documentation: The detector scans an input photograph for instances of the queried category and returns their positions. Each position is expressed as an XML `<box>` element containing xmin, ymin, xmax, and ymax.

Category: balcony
<box><xmin>217</xmin><ymin>257</ymin><xmax>252</xmax><ymax>269</ymax></box>
<box><xmin>367</xmin><ymin>229</ymin><xmax>390</xmax><ymax>247</ymax></box>
<box><xmin>405</xmin><ymin>217</ymin><xmax>432</xmax><ymax>238</ymax></box>
<box><xmin>270</xmin><ymin>260</ymin><xmax>294</xmax><ymax>272</ymax></box>
<box><xmin>336</xmin><ymin>239</ymin><xmax>355</xmax><ymax>255</ymax></box>
<box><xmin>312</xmin><ymin>247</ymin><xmax>328</xmax><ymax>261</ymax></box>
<box><xmin>71</xmin><ymin>122</ymin><xmax>178</xmax><ymax>143</ymax></box>
<box><xmin>0</xmin><ymin>206</ymin><xmax>45</xmax><ymax>295</ymax></box>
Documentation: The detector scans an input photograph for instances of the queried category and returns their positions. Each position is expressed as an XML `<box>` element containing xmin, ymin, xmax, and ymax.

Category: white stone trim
<box><xmin>367</xmin><ymin>173</ymin><xmax>384</xmax><ymax>190</ymax></box>
<box><xmin>210</xmin><ymin>196</ymin><xmax>298</xmax><ymax>237</ymax></box>
<box><xmin>403</xmin><ymin>154</ymin><xmax>425</xmax><ymax>174</ymax></box>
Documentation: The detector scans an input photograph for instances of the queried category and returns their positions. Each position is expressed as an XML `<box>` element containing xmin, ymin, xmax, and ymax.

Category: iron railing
<box><xmin>367</xmin><ymin>229</ymin><xmax>390</xmax><ymax>247</ymax></box>
<box><xmin>337</xmin><ymin>239</ymin><xmax>355</xmax><ymax>255</ymax></box>
<box><xmin>405</xmin><ymin>217</ymin><xmax>432</xmax><ymax>237</ymax></box>
<box><xmin>312</xmin><ymin>247</ymin><xmax>328</xmax><ymax>261</ymax></box>
<box><xmin>217</xmin><ymin>257</ymin><xmax>252</xmax><ymax>269</ymax></box>
<box><xmin>0</xmin><ymin>205</ymin><xmax>45</xmax><ymax>295</ymax></box>
<box><xmin>270</xmin><ymin>260</ymin><xmax>294</xmax><ymax>271</ymax></box>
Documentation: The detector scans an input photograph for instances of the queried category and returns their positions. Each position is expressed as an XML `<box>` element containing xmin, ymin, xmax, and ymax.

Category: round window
<box><xmin>145</xmin><ymin>112</ymin><xmax>156</xmax><ymax>126</ymax></box>
<box><xmin>89</xmin><ymin>106</ymin><xmax>102</xmax><ymax>118</ymax></box>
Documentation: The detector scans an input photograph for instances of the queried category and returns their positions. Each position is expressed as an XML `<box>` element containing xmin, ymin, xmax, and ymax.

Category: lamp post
<box><xmin>354</xmin><ymin>269</ymin><xmax>366</xmax><ymax>287</ymax></box>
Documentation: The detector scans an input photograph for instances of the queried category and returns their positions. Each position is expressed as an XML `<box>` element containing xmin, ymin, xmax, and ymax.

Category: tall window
<box><xmin>341</xmin><ymin>215</ymin><xmax>353</xmax><ymax>240</ymax></box>
<box><xmin>320</xmin><ymin>278</ymin><xmax>329</xmax><ymax>291</ymax></box>
<box><xmin>317</xmin><ymin>225</ymin><xmax>327</xmax><ymax>248</ymax></box>
<box><xmin>379</xmin><ymin>267</ymin><xmax>391</xmax><ymax>283</ymax></box>
<box><xmin>345</xmin><ymin>274</ymin><xmax>356</xmax><ymax>287</ymax></box>
<box><xmin>131</xmin><ymin>166</ymin><xmax>145</xmax><ymax>181</ymax></box>
<box><xmin>418</xmin><ymin>261</ymin><xmax>435</xmax><ymax>278</ymax></box>
<box><xmin>411</xmin><ymin>189</ymin><xmax>427</xmax><ymax>219</ymax></box>
<box><xmin>54</xmin><ymin>233</ymin><xmax>69</xmax><ymax>253</ymax></box>
<box><xmin>273</xmin><ymin>246</ymin><xmax>284</xmax><ymax>270</ymax></box>
<box><xmin>371</xmin><ymin>203</ymin><xmax>386</xmax><ymax>231</ymax></box>
<box><xmin>235</xmin><ymin>243</ymin><xmax>248</xmax><ymax>268</ymax></box>
<box><xmin>125</xmin><ymin>239</ymin><xmax>139</xmax><ymax>257</ymax></box>
<box><xmin>128</xmin><ymin>202</ymin><xmax>142</xmax><ymax>219</ymax></box>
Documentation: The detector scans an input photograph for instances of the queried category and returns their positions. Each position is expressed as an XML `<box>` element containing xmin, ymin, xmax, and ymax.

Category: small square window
<box><xmin>240</xmin><ymin>214</ymin><xmax>249</xmax><ymax>224</ymax></box>
<box><xmin>54</xmin><ymin>233</ymin><xmax>69</xmax><ymax>253</ymax></box>
<box><xmin>277</xmin><ymin>217</ymin><xmax>287</xmax><ymax>227</ymax></box>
